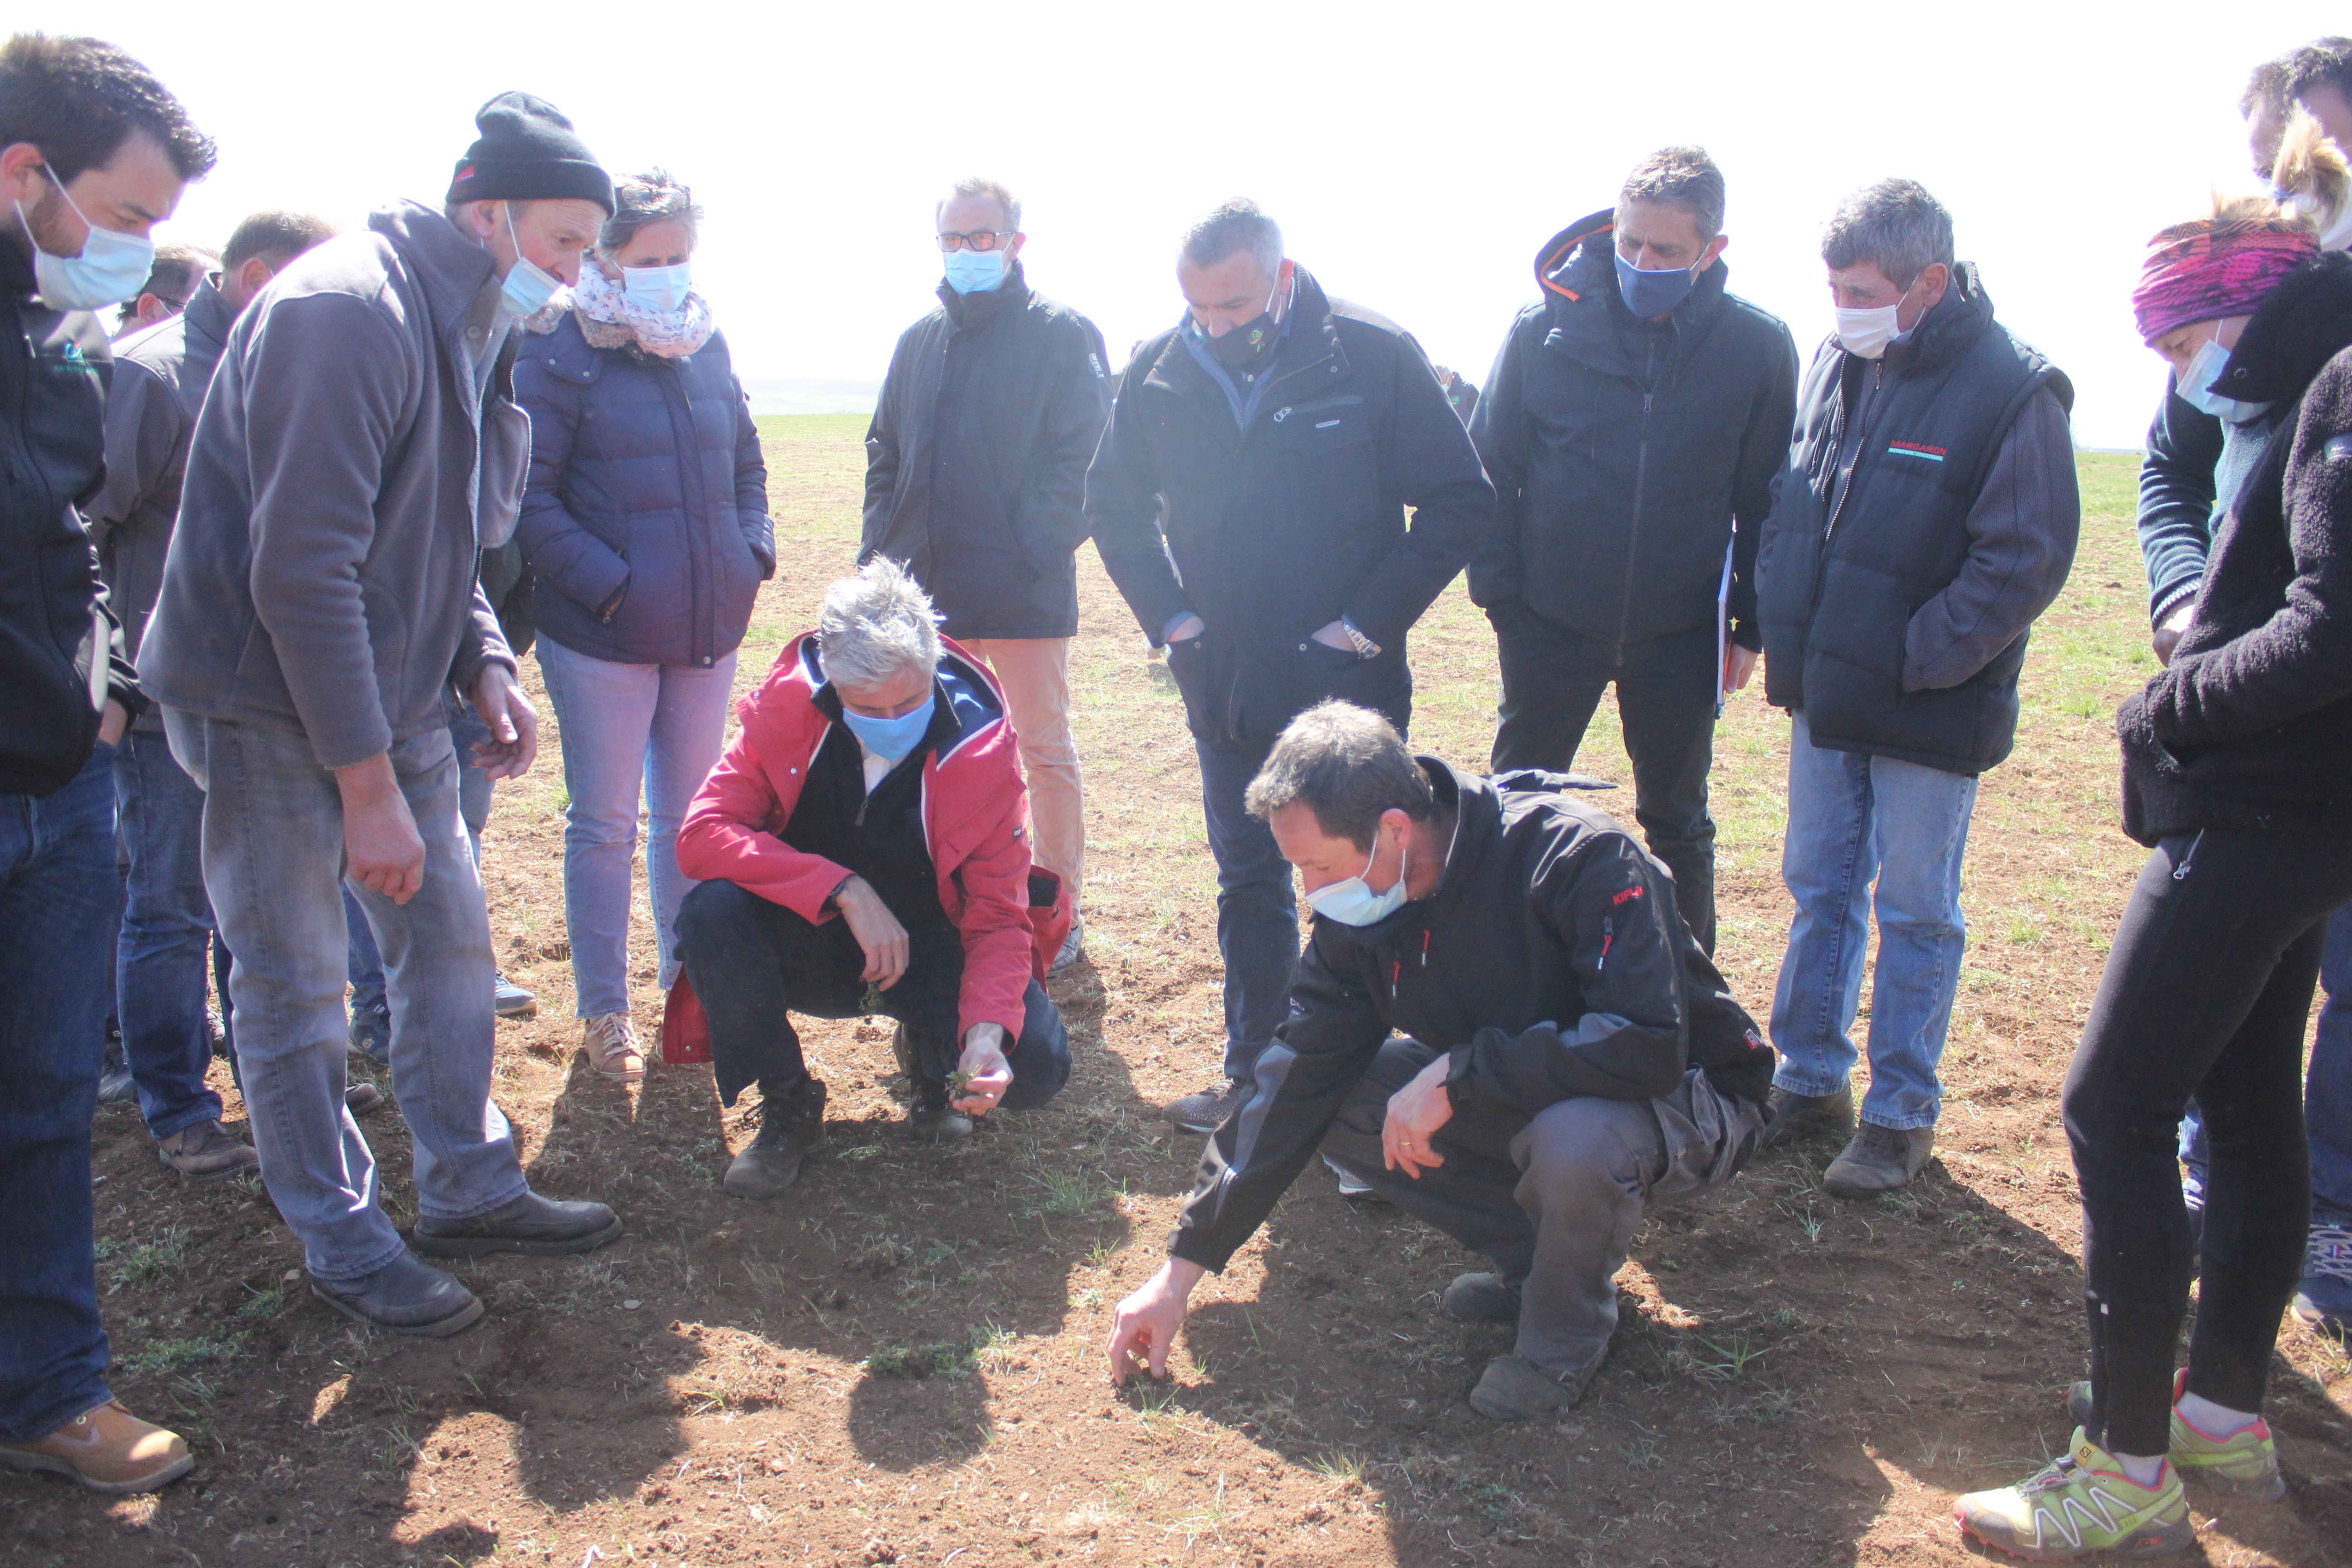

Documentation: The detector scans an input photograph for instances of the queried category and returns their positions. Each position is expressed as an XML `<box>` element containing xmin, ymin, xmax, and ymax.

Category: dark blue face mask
<box><xmin>1614</xmin><ymin>247</ymin><xmax>1699</xmax><ymax>319</ymax></box>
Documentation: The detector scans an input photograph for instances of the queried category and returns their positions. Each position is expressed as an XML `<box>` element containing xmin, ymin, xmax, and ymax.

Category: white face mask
<box><xmin>498</xmin><ymin>205</ymin><xmax>563</xmax><ymax>318</ymax></box>
<box><xmin>2174</xmin><ymin>334</ymin><xmax>2269</xmax><ymax>424</ymax></box>
<box><xmin>622</xmin><ymin>261</ymin><xmax>692</xmax><ymax>314</ymax></box>
<box><xmin>1835</xmin><ymin>299</ymin><xmax>1904</xmax><ymax>360</ymax></box>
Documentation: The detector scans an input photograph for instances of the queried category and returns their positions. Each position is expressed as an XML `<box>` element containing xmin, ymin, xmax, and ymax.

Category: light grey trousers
<box><xmin>1322</xmin><ymin>1037</ymin><xmax>1763</xmax><ymax>1374</ymax></box>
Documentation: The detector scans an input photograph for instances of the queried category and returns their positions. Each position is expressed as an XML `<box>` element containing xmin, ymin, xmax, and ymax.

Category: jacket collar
<box><xmin>794</xmin><ymin>633</ymin><xmax>1008</xmax><ymax>770</ymax></box>
<box><xmin>0</xmin><ymin>223</ymin><xmax>31</xmax><ymax>296</ymax></box>
<box><xmin>1139</xmin><ymin>264</ymin><xmax>1351</xmax><ymax>414</ymax></box>
<box><xmin>2213</xmin><ymin>250</ymin><xmax>2352</xmax><ymax>408</ymax></box>
<box><xmin>938</xmin><ymin>260</ymin><xmax>1030</xmax><ymax>334</ymax></box>
<box><xmin>366</xmin><ymin>200</ymin><xmax>502</xmax><ymax>361</ymax></box>
<box><xmin>181</xmin><ymin>278</ymin><xmax>235</xmax><ymax>364</ymax></box>
<box><xmin>1875</xmin><ymin>260</ymin><xmax>1994</xmax><ymax>379</ymax></box>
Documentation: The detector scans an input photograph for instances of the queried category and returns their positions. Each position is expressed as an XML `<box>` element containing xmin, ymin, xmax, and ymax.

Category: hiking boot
<box><xmin>494</xmin><ymin>970</ymin><xmax>537</xmax><ymax>1019</ymax></box>
<box><xmin>1468</xmin><ymin>1349</ymin><xmax>1605</xmax><ymax>1421</ymax></box>
<box><xmin>345</xmin><ymin>1081</ymin><xmax>387</xmax><ymax>1118</ymax></box>
<box><xmin>155</xmin><ymin>1119</ymin><xmax>258</xmax><ymax>1181</ymax></box>
<box><xmin>348</xmin><ymin>997</ymin><xmax>391</xmax><ymax>1065</ymax></box>
<box><xmin>723</xmin><ymin>1078</ymin><xmax>827</xmax><ymax>1200</ymax></box>
<box><xmin>909</xmin><ymin>1076</ymin><xmax>973</xmax><ymax>1143</ymax></box>
<box><xmin>1955</xmin><ymin>1428</ymin><xmax>2193</xmax><ymax>1560</ymax></box>
<box><xmin>2064</xmin><ymin>1370</ymin><xmax>2284</xmax><ymax>1500</ymax></box>
<box><xmin>410</xmin><ymin>1191</ymin><xmax>622</xmax><ymax>1259</ymax></box>
<box><xmin>1759</xmin><ymin>1083</ymin><xmax>1854</xmax><ymax>1147</ymax></box>
<box><xmin>1823</xmin><ymin>1122</ymin><xmax>1934</xmax><ymax>1197</ymax></box>
<box><xmin>889</xmin><ymin>1021</ymin><xmax>926</xmax><ymax>1081</ymax></box>
<box><xmin>1166</xmin><ymin>1078</ymin><xmax>1248</xmax><ymax>1135</ymax></box>
<box><xmin>1050</xmin><ymin>916</ymin><xmax>1086</xmax><ymax>976</ymax></box>
<box><xmin>1444</xmin><ymin>1271</ymin><xmax>1522</xmax><ymax>1326</ymax></box>
<box><xmin>0</xmin><ymin>1400</ymin><xmax>192</xmax><ymax>1494</ymax></box>
<box><xmin>97</xmin><ymin>1031</ymin><xmax>136</xmax><ymax>1107</ymax></box>
<box><xmin>308</xmin><ymin>1253</ymin><xmax>485</xmax><ymax>1337</ymax></box>
<box><xmin>582</xmin><ymin>1013</ymin><xmax>644</xmax><ymax>1081</ymax></box>
<box><xmin>2293</xmin><ymin>1219</ymin><xmax>2352</xmax><ymax>1336</ymax></box>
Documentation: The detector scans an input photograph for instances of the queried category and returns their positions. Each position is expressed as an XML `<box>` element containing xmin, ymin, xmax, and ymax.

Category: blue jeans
<box><xmin>167</xmin><ymin>712</ymin><xmax>529</xmax><ymax>1281</ymax></box>
<box><xmin>113</xmin><ymin>727</ymin><xmax>224</xmax><ymax>1139</ymax></box>
<box><xmin>0</xmin><ymin>745</ymin><xmax>118</xmax><ymax>1441</ymax></box>
<box><xmin>537</xmin><ymin>637</ymin><xmax>735</xmax><ymax>1018</ymax></box>
<box><xmin>345</xmin><ymin>694</ymin><xmax>495</xmax><ymax>1013</ymax></box>
<box><xmin>1769</xmin><ymin>712</ymin><xmax>1980</xmax><ymax>1131</ymax></box>
<box><xmin>2181</xmin><ymin>900</ymin><xmax>2352</xmax><ymax>1225</ymax></box>
<box><xmin>1196</xmin><ymin>739</ymin><xmax>1297</xmax><ymax>1080</ymax></box>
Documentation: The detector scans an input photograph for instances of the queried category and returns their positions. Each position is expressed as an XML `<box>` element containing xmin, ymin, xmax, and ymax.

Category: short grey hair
<box><xmin>1617</xmin><ymin>145</ymin><xmax>1725</xmax><ymax>241</ymax></box>
<box><xmin>1181</xmin><ymin>199</ymin><xmax>1282</xmax><ymax>277</ymax></box>
<box><xmin>1822</xmin><ymin>178</ymin><xmax>1955</xmax><ymax>289</ymax></box>
<box><xmin>819</xmin><ymin>558</ymin><xmax>941</xmax><ymax>688</ymax></box>
<box><xmin>938</xmin><ymin>175</ymin><xmax>1020</xmax><ymax>232</ymax></box>
<box><xmin>1244</xmin><ymin>701</ymin><xmax>1435</xmax><ymax>852</ymax></box>
<box><xmin>601</xmin><ymin>168</ymin><xmax>701</xmax><ymax>254</ymax></box>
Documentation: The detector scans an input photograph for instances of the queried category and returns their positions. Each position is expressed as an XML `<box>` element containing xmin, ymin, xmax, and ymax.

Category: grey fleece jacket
<box><xmin>141</xmin><ymin>203</ymin><xmax>522</xmax><ymax>770</ymax></box>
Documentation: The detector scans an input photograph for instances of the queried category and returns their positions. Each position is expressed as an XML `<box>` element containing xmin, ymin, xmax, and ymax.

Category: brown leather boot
<box><xmin>0</xmin><ymin>1401</ymin><xmax>192</xmax><ymax>1493</ymax></box>
<box><xmin>155</xmin><ymin>1119</ymin><xmax>258</xmax><ymax>1181</ymax></box>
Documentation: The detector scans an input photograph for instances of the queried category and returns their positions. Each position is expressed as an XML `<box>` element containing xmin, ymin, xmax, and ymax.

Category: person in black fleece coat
<box><xmin>1104</xmin><ymin>703</ymin><xmax>1772</xmax><ymax>1423</ymax></box>
<box><xmin>1959</xmin><ymin>220</ymin><xmax>2352</xmax><ymax>1557</ymax></box>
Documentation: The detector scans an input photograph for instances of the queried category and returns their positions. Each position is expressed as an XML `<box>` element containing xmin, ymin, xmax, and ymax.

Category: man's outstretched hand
<box><xmin>952</xmin><ymin>1023</ymin><xmax>1013</xmax><ymax>1115</ymax></box>
<box><xmin>1107</xmin><ymin>1258</ymin><xmax>1205</xmax><ymax>1385</ymax></box>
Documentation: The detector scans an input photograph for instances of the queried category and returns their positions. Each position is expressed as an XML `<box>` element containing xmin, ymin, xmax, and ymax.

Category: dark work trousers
<box><xmin>1320</xmin><ymin>1037</ymin><xmax>1761</xmax><ymax>1375</ymax></box>
<box><xmin>675</xmin><ymin>878</ymin><xmax>1071</xmax><ymax>1111</ymax></box>
<box><xmin>2064</xmin><ymin>829</ymin><xmax>2352</xmax><ymax>1457</ymax></box>
<box><xmin>1488</xmin><ymin>606</ymin><xmax>1721</xmax><ymax>952</ymax></box>
<box><xmin>1197</xmin><ymin>736</ymin><xmax>1297</xmax><ymax>1080</ymax></box>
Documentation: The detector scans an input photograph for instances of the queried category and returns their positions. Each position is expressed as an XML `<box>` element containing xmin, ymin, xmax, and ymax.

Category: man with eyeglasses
<box><xmin>862</xmin><ymin>176</ymin><xmax>1109</xmax><ymax>975</ymax></box>
<box><xmin>1088</xmin><ymin>199</ymin><xmax>1493</xmax><ymax>1135</ymax></box>
<box><xmin>111</xmin><ymin>240</ymin><xmax>213</xmax><ymax>337</ymax></box>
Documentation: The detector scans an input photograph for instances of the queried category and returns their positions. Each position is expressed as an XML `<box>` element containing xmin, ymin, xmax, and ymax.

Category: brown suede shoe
<box><xmin>0</xmin><ymin>1400</ymin><xmax>192</xmax><ymax>1493</ymax></box>
<box><xmin>155</xmin><ymin>1119</ymin><xmax>259</xmax><ymax>1181</ymax></box>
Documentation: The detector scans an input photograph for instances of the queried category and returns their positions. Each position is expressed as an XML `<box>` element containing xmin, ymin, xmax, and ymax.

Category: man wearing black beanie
<box><xmin>141</xmin><ymin>94</ymin><xmax>621</xmax><ymax>1338</ymax></box>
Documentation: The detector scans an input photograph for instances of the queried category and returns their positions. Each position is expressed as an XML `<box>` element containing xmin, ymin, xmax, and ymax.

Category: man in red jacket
<box><xmin>675</xmin><ymin>558</ymin><xmax>1072</xmax><ymax>1198</ymax></box>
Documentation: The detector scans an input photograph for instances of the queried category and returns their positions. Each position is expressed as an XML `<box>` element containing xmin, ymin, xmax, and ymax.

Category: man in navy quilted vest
<box><xmin>1753</xmin><ymin>178</ymin><xmax>2080</xmax><ymax>1197</ymax></box>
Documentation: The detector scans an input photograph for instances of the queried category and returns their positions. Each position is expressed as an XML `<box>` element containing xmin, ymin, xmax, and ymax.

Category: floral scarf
<box><xmin>560</xmin><ymin>261</ymin><xmax>717</xmax><ymax>358</ymax></box>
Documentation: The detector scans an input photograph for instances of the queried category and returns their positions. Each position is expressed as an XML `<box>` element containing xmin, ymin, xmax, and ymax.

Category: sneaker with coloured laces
<box><xmin>1955</xmin><ymin>1428</ymin><xmax>2193</xmax><ymax>1560</ymax></box>
<box><xmin>2063</xmin><ymin>1368</ymin><xmax>2283</xmax><ymax>1500</ymax></box>
<box><xmin>2293</xmin><ymin>1220</ymin><xmax>2352</xmax><ymax>1336</ymax></box>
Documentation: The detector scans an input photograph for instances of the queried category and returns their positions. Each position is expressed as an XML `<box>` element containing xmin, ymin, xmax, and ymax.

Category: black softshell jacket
<box><xmin>1087</xmin><ymin>268</ymin><xmax>1493</xmax><ymax>753</ymax></box>
<box><xmin>1468</xmin><ymin>210</ymin><xmax>1797</xmax><ymax>650</ymax></box>
<box><xmin>1169</xmin><ymin>760</ymin><xmax>1774</xmax><ymax>1272</ymax></box>
<box><xmin>862</xmin><ymin>264</ymin><xmax>1110</xmax><ymax>641</ymax></box>
<box><xmin>0</xmin><ymin>235</ymin><xmax>141</xmax><ymax>795</ymax></box>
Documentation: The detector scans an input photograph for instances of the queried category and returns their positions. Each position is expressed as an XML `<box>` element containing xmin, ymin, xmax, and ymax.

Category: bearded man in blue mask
<box><xmin>1090</xmin><ymin>199</ymin><xmax>1493</xmax><ymax>1136</ymax></box>
<box><xmin>1470</xmin><ymin>145</ymin><xmax>1797</xmax><ymax>958</ymax></box>
<box><xmin>141</xmin><ymin>92</ymin><xmax>624</xmax><ymax>1339</ymax></box>
<box><xmin>1107</xmin><ymin>700</ymin><xmax>1774</xmax><ymax>1421</ymax></box>
<box><xmin>674</xmin><ymin>559</ymin><xmax>1074</xmax><ymax>1198</ymax></box>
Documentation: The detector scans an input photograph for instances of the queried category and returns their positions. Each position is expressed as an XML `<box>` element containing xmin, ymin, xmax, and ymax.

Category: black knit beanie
<box><xmin>446</xmin><ymin>92</ymin><xmax>614</xmax><ymax>215</ymax></box>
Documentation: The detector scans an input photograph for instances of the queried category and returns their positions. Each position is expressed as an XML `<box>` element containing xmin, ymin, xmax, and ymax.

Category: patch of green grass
<box><xmin>111</xmin><ymin>1227</ymin><xmax>191</xmax><ymax>1289</ymax></box>
<box><xmin>117</xmin><ymin>1333</ymin><xmax>239</xmax><ymax>1376</ymax></box>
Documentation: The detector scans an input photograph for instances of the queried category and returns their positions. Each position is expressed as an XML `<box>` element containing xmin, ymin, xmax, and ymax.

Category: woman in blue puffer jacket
<box><xmin>514</xmin><ymin>169</ymin><xmax>774</xmax><ymax>1082</ymax></box>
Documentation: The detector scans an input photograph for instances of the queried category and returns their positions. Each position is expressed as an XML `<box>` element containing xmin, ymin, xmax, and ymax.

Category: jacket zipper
<box><xmin>2171</xmin><ymin>829</ymin><xmax>2206</xmax><ymax>882</ymax></box>
<box><xmin>1611</xmin><ymin>334</ymin><xmax>1660</xmax><ymax>656</ymax></box>
<box><xmin>667</xmin><ymin>359</ymin><xmax>714</xmax><ymax>667</ymax></box>
<box><xmin>1806</xmin><ymin>360</ymin><xmax>1885</xmax><ymax>623</ymax></box>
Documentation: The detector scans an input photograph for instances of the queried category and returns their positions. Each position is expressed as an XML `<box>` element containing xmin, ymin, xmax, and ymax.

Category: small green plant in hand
<box><xmin>947</xmin><ymin>1069</ymin><xmax>975</xmax><ymax>1098</ymax></box>
<box><xmin>862</xmin><ymin>982</ymin><xmax>886</xmax><ymax>1015</ymax></box>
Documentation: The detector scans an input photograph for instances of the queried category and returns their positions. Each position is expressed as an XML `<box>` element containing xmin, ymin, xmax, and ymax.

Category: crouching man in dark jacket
<box><xmin>674</xmin><ymin>559</ymin><xmax>1073</xmax><ymax>1199</ymax></box>
<box><xmin>1107</xmin><ymin>701</ymin><xmax>1774</xmax><ymax>1421</ymax></box>
<box><xmin>1754</xmin><ymin>179</ymin><xmax>2079</xmax><ymax>1198</ymax></box>
<box><xmin>1089</xmin><ymin>201</ymin><xmax>1493</xmax><ymax>1134</ymax></box>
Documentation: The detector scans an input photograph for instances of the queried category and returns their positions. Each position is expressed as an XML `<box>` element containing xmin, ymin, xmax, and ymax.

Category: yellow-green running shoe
<box><xmin>1955</xmin><ymin>1428</ymin><xmax>2193</xmax><ymax>1560</ymax></box>
<box><xmin>2064</xmin><ymin>1369</ymin><xmax>2284</xmax><ymax>1500</ymax></box>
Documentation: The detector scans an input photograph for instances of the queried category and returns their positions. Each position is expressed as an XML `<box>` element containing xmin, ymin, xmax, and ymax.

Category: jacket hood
<box><xmin>1534</xmin><ymin>207</ymin><xmax>1731</xmax><ymax>321</ymax></box>
<box><xmin>2215</xmin><ymin>249</ymin><xmax>2352</xmax><ymax>408</ymax></box>
<box><xmin>367</xmin><ymin>200</ymin><xmax>500</xmax><ymax>336</ymax></box>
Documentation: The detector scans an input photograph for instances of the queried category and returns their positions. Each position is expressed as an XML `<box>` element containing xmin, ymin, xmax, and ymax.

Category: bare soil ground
<box><xmin>9</xmin><ymin>429</ymin><xmax>2350</xmax><ymax>1568</ymax></box>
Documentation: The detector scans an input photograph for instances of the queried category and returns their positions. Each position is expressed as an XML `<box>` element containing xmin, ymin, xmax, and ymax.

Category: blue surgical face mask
<box><xmin>499</xmin><ymin>205</ymin><xmax>564</xmax><ymax>318</ymax></box>
<box><xmin>1304</xmin><ymin>837</ymin><xmax>1411</xmax><ymax>927</ymax></box>
<box><xmin>2175</xmin><ymin>335</ymin><xmax>2269</xmax><ymax>424</ymax></box>
<box><xmin>17</xmin><ymin>167</ymin><xmax>155</xmax><ymax>310</ymax></box>
<box><xmin>1614</xmin><ymin>246</ymin><xmax>1699</xmax><ymax>319</ymax></box>
<box><xmin>840</xmin><ymin>692</ymin><xmax>936</xmax><ymax>762</ymax></box>
<box><xmin>942</xmin><ymin>247</ymin><xmax>1006</xmax><ymax>295</ymax></box>
<box><xmin>622</xmin><ymin>261</ymin><xmax>692</xmax><ymax>314</ymax></box>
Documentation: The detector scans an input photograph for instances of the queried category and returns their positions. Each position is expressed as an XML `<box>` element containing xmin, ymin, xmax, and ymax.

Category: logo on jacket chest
<box><xmin>1886</xmin><ymin>439</ymin><xmax>1947</xmax><ymax>463</ymax></box>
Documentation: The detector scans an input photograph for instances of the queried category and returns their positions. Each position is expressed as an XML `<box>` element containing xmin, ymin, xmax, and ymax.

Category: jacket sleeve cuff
<box><xmin>1167</xmin><ymin>1229</ymin><xmax>1234</xmax><ymax>1274</ymax></box>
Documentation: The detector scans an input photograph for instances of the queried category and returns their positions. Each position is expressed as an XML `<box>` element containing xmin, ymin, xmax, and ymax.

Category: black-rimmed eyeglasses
<box><xmin>936</xmin><ymin>230</ymin><xmax>1015</xmax><ymax>253</ymax></box>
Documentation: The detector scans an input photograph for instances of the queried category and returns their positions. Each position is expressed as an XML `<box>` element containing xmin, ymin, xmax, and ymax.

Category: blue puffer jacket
<box><xmin>513</xmin><ymin>310</ymin><xmax>774</xmax><ymax>669</ymax></box>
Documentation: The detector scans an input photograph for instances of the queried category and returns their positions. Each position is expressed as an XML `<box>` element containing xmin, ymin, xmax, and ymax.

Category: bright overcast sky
<box><xmin>54</xmin><ymin>1</ymin><xmax>2345</xmax><ymax>448</ymax></box>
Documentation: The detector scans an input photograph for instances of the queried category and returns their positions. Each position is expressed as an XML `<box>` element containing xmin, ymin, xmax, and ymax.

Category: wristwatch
<box><xmin>1340</xmin><ymin>617</ymin><xmax>1381</xmax><ymax>659</ymax></box>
